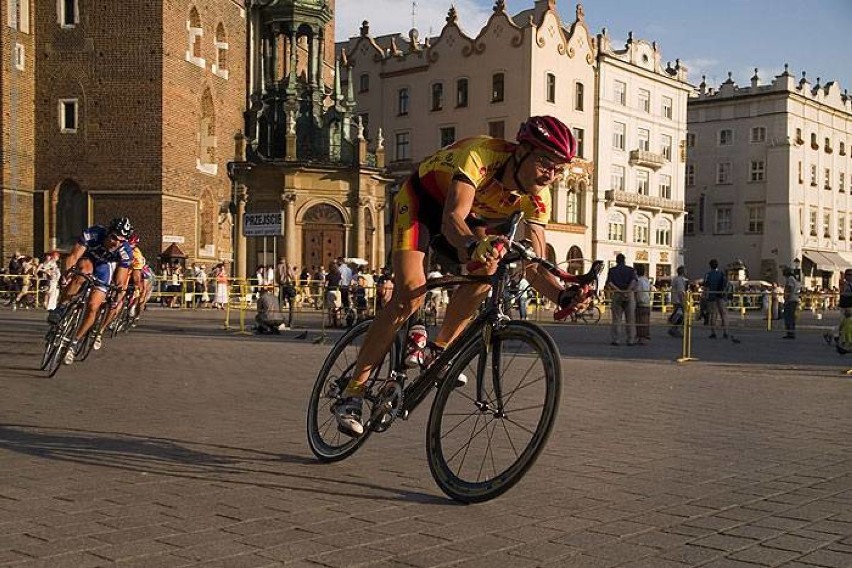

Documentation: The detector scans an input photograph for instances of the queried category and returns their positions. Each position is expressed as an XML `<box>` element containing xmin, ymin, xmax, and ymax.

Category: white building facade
<box><xmin>685</xmin><ymin>68</ymin><xmax>852</xmax><ymax>288</ymax></box>
<box><xmin>594</xmin><ymin>31</ymin><xmax>691</xmax><ymax>282</ymax></box>
<box><xmin>337</xmin><ymin>0</ymin><xmax>597</xmax><ymax>269</ymax></box>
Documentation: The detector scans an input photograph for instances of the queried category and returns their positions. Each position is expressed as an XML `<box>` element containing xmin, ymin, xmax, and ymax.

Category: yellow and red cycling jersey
<box><xmin>393</xmin><ymin>136</ymin><xmax>551</xmax><ymax>254</ymax></box>
<box><xmin>131</xmin><ymin>246</ymin><xmax>153</xmax><ymax>279</ymax></box>
<box><xmin>416</xmin><ymin>136</ymin><xmax>550</xmax><ymax>226</ymax></box>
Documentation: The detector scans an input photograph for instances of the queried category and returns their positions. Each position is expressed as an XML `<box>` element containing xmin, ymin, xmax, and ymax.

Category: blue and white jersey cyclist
<box><xmin>49</xmin><ymin>217</ymin><xmax>135</xmax><ymax>364</ymax></box>
<box><xmin>78</xmin><ymin>224</ymin><xmax>134</xmax><ymax>288</ymax></box>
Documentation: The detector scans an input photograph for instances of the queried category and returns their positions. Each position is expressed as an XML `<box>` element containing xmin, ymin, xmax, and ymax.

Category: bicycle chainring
<box><xmin>369</xmin><ymin>381</ymin><xmax>404</xmax><ymax>432</ymax></box>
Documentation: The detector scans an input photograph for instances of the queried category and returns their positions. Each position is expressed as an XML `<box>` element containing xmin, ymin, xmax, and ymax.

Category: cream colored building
<box><xmin>594</xmin><ymin>30</ymin><xmax>691</xmax><ymax>282</ymax></box>
<box><xmin>337</xmin><ymin>0</ymin><xmax>597</xmax><ymax>270</ymax></box>
<box><xmin>685</xmin><ymin>67</ymin><xmax>852</xmax><ymax>288</ymax></box>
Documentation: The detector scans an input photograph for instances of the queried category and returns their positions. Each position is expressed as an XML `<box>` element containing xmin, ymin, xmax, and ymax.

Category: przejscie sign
<box><xmin>243</xmin><ymin>212</ymin><xmax>283</xmax><ymax>237</ymax></box>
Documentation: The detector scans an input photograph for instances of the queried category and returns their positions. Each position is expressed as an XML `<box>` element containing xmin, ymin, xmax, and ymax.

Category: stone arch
<box><xmin>300</xmin><ymin>202</ymin><xmax>347</xmax><ymax>270</ymax></box>
<box><xmin>566</xmin><ymin>245</ymin><xmax>584</xmax><ymax>275</ymax></box>
<box><xmin>188</xmin><ymin>6</ymin><xmax>203</xmax><ymax>60</ymax></box>
<box><xmin>545</xmin><ymin>243</ymin><xmax>556</xmax><ymax>265</ymax></box>
<box><xmin>296</xmin><ymin>199</ymin><xmax>350</xmax><ymax>225</ymax></box>
<box><xmin>56</xmin><ymin>179</ymin><xmax>87</xmax><ymax>250</ymax></box>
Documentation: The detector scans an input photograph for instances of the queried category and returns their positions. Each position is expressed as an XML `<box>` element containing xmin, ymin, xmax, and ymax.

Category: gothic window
<box><xmin>56</xmin><ymin>180</ymin><xmax>86</xmax><ymax>249</ymax></box>
<box><xmin>213</xmin><ymin>23</ymin><xmax>228</xmax><ymax>79</ymax></box>
<box><xmin>197</xmin><ymin>88</ymin><xmax>217</xmax><ymax>174</ymax></box>
<box><xmin>8</xmin><ymin>0</ymin><xmax>30</xmax><ymax>32</ymax></box>
<box><xmin>186</xmin><ymin>7</ymin><xmax>204</xmax><ymax>68</ymax></box>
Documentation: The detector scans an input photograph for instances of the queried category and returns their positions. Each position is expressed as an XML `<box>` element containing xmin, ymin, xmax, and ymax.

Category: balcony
<box><xmin>629</xmin><ymin>149</ymin><xmax>666</xmax><ymax>170</ymax></box>
<box><xmin>604</xmin><ymin>190</ymin><xmax>684</xmax><ymax>215</ymax></box>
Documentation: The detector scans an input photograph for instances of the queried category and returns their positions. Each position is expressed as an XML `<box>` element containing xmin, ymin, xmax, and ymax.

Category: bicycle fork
<box><xmin>475</xmin><ymin>323</ymin><xmax>506</xmax><ymax>417</ymax></box>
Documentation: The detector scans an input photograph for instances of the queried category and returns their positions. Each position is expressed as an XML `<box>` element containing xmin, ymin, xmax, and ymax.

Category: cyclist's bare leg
<box><xmin>434</xmin><ymin>282</ymin><xmax>490</xmax><ymax>347</ymax></box>
<box><xmin>75</xmin><ymin>289</ymin><xmax>106</xmax><ymax>341</ymax></box>
<box><xmin>343</xmin><ymin>250</ymin><xmax>426</xmax><ymax>397</ymax></box>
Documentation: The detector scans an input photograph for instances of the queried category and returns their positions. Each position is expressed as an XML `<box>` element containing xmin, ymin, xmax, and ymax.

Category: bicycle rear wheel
<box><xmin>307</xmin><ymin>319</ymin><xmax>399</xmax><ymax>462</ymax></box>
<box><xmin>582</xmin><ymin>305</ymin><xmax>601</xmax><ymax>324</ymax></box>
<box><xmin>78</xmin><ymin>306</ymin><xmax>107</xmax><ymax>361</ymax></box>
<box><xmin>426</xmin><ymin>321</ymin><xmax>561</xmax><ymax>503</ymax></box>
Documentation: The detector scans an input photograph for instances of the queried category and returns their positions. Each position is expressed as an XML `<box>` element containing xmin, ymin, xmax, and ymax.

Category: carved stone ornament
<box><xmin>493</xmin><ymin>0</ymin><xmax>506</xmax><ymax>13</ymax></box>
<box><xmin>376</xmin><ymin>128</ymin><xmax>384</xmax><ymax>150</ymax></box>
<box><xmin>576</xmin><ymin>3</ymin><xmax>585</xmax><ymax>20</ymax></box>
<box><xmin>446</xmin><ymin>6</ymin><xmax>458</xmax><ymax>25</ymax></box>
<box><xmin>360</xmin><ymin>20</ymin><xmax>369</xmax><ymax>37</ymax></box>
<box><xmin>282</xmin><ymin>190</ymin><xmax>297</xmax><ymax>204</ymax></box>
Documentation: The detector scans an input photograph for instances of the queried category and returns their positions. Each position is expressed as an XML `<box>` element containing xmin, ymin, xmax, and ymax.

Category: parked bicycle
<box><xmin>307</xmin><ymin>214</ymin><xmax>603</xmax><ymax>502</ymax></box>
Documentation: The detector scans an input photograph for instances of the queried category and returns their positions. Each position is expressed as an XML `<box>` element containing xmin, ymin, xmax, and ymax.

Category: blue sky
<box><xmin>335</xmin><ymin>0</ymin><xmax>852</xmax><ymax>90</ymax></box>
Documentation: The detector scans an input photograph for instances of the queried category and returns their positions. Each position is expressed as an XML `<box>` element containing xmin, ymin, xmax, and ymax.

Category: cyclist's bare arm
<box><xmin>64</xmin><ymin>243</ymin><xmax>86</xmax><ymax>272</ymax></box>
<box><xmin>524</xmin><ymin>222</ymin><xmax>565</xmax><ymax>303</ymax></box>
<box><xmin>441</xmin><ymin>179</ymin><xmax>479</xmax><ymax>259</ymax></box>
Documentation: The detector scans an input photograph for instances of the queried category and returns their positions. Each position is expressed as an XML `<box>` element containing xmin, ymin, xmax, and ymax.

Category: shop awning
<box><xmin>803</xmin><ymin>250</ymin><xmax>847</xmax><ymax>271</ymax></box>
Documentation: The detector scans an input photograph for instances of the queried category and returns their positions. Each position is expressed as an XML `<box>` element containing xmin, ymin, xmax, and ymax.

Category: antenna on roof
<box><xmin>411</xmin><ymin>1</ymin><xmax>417</xmax><ymax>30</ymax></box>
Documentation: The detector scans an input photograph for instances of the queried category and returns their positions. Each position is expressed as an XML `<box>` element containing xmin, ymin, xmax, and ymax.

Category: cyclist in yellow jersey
<box><xmin>334</xmin><ymin>116</ymin><xmax>594</xmax><ymax>436</ymax></box>
<box><xmin>129</xmin><ymin>235</ymin><xmax>154</xmax><ymax>322</ymax></box>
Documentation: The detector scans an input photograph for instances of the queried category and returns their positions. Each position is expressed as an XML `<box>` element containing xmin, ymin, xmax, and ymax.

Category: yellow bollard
<box><xmin>677</xmin><ymin>291</ymin><xmax>698</xmax><ymax>363</ymax></box>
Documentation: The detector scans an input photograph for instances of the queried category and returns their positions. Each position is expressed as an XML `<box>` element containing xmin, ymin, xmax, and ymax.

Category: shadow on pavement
<box><xmin>0</xmin><ymin>423</ymin><xmax>451</xmax><ymax>505</ymax></box>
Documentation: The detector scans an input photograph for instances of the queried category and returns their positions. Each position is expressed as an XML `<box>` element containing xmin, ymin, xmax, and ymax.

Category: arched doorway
<box><xmin>56</xmin><ymin>180</ymin><xmax>86</xmax><ymax>250</ymax></box>
<box><xmin>566</xmin><ymin>245</ymin><xmax>584</xmax><ymax>275</ymax></box>
<box><xmin>364</xmin><ymin>207</ymin><xmax>374</xmax><ymax>267</ymax></box>
<box><xmin>302</xmin><ymin>203</ymin><xmax>345</xmax><ymax>270</ymax></box>
<box><xmin>545</xmin><ymin>244</ymin><xmax>556</xmax><ymax>265</ymax></box>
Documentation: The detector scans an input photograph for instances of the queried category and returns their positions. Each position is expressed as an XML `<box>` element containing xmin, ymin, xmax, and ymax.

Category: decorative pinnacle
<box><xmin>493</xmin><ymin>0</ymin><xmax>506</xmax><ymax>13</ymax></box>
<box><xmin>446</xmin><ymin>5</ymin><xmax>458</xmax><ymax>24</ymax></box>
<box><xmin>360</xmin><ymin>20</ymin><xmax>369</xmax><ymax>37</ymax></box>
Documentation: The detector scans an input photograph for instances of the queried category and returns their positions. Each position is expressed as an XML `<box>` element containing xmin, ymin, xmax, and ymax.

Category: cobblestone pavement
<box><xmin>0</xmin><ymin>309</ymin><xmax>849</xmax><ymax>568</ymax></box>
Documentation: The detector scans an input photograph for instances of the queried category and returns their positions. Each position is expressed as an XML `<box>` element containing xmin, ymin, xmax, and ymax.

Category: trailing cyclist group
<box><xmin>41</xmin><ymin>217</ymin><xmax>154</xmax><ymax>376</ymax></box>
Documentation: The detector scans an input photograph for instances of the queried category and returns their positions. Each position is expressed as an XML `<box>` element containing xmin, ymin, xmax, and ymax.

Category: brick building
<box><xmin>6</xmin><ymin>0</ymin><xmax>246</xmax><ymax>266</ymax></box>
<box><xmin>1</xmin><ymin>0</ymin><xmax>35</xmax><ymax>261</ymax></box>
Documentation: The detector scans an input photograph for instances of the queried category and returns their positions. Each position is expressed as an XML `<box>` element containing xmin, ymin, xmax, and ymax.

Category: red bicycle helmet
<box><xmin>516</xmin><ymin>115</ymin><xmax>577</xmax><ymax>162</ymax></box>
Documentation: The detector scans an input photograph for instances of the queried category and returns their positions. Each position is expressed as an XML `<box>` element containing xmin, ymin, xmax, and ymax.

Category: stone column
<box><xmin>48</xmin><ymin>188</ymin><xmax>59</xmax><ymax>251</ymax></box>
<box><xmin>235</xmin><ymin>184</ymin><xmax>248</xmax><ymax>279</ymax></box>
<box><xmin>282</xmin><ymin>190</ymin><xmax>297</xmax><ymax>266</ymax></box>
<box><xmin>355</xmin><ymin>198</ymin><xmax>367</xmax><ymax>259</ymax></box>
<box><xmin>375</xmin><ymin>203</ymin><xmax>386</xmax><ymax>268</ymax></box>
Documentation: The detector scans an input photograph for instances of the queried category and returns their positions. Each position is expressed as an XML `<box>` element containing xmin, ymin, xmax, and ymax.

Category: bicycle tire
<box><xmin>426</xmin><ymin>321</ymin><xmax>561</xmax><ymax>503</ymax></box>
<box><xmin>45</xmin><ymin>304</ymin><xmax>85</xmax><ymax>377</ymax></box>
<box><xmin>306</xmin><ymin>319</ymin><xmax>398</xmax><ymax>462</ymax></box>
<box><xmin>40</xmin><ymin>326</ymin><xmax>58</xmax><ymax>371</ymax></box>
<box><xmin>78</xmin><ymin>306</ymin><xmax>107</xmax><ymax>362</ymax></box>
<box><xmin>582</xmin><ymin>305</ymin><xmax>601</xmax><ymax>325</ymax></box>
<box><xmin>110</xmin><ymin>305</ymin><xmax>127</xmax><ymax>338</ymax></box>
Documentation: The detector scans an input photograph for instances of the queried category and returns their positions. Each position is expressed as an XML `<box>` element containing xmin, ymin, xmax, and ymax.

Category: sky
<box><xmin>334</xmin><ymin>0</ymin><xmax>852</xmax><ymax>90</ymax></box>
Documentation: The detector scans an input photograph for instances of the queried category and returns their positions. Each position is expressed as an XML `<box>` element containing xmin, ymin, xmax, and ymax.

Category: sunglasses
<box><xmin>533</xmin><ymin>153</ymin><xmax>567</xmax><ymax>177</ymax></box>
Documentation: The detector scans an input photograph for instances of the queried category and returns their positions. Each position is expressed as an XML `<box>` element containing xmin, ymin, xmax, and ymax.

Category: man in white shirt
<box><xmin>782</xmin><ymin>267</ymin><xmax>801</xmax><ymax>339</ymax></box>
<box><xmin>336</xmin><ymin>257</ymin><xmax>353</xmax><ymax>308</ymax></box>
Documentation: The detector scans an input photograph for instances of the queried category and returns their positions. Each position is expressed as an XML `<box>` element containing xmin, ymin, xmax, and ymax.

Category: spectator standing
<box><xmin>276</xmin><ymin>257</ymin><xmax>297</xmax><ymax>327</ymax></box>
<box><xmin>325</xmin><ymin>262</ymin><xmax>343</xmax><ymax>326</ymax></box>
<box><xmin>194</xmin><ymin>264</ymin><xmax>209</xmax><ymax>308</ymax></box>
<box><xmin>782</xmin><ymin>267</ymin><xmax>801</xmax><ymax>339</ymax></box>
<box><xmin>605</xmin><ymin>254</ymin><xmax>637</xmax><ymax>346</ymax></box>
<box><xmin>213</xmin><ymin>263</ymin><xmax>228</xmax><ymax>309</ymax></box>
<box><xmin>635</xmin><ymin>265</ymin><xmax>652</xmax><ymax>344</ymax></box>
<box><xmin>702</xmin><ymin>259</ymin><xmax>729</xmax><ymax>338</ymax></box>
<box><xmin>668</xmin><ymin>266</ymin><xmax>688</xmax><ymax>337</ymax></box>
<box><xmin>40</xmin><ymin>252</ymin><xmax>62</xmax><ymax>310</ymax></box>
<box><xmin>337</xmin><ymin>257</ymin><xmax>353</xmax><ymax>308</ymax></box>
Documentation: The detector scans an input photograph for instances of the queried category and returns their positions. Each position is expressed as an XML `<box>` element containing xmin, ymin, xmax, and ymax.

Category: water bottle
<box><xmin>404</xmin><ymin>324</ymin><xmax>428</xmax><ymax>368</ymax></box>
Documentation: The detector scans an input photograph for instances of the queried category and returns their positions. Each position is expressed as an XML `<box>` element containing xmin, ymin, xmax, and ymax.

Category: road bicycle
<box><xmin>41</xmin><ymin>271</ymin><xmax>96</xmax><ymax>377</ymax></box>
<box><xmin>569</xmin><ymin>296</ymin><xmax>601</xmax><ymax>324</ymax></box>
<box><xmin>75</xmin><ymin>282</ymin><xmax>123</xmax><ymax>361</ymax></box>
<box><xmin>307</xmin><ymin>213</ymin><xmax>603</xmax><ymax>502</ymax></box>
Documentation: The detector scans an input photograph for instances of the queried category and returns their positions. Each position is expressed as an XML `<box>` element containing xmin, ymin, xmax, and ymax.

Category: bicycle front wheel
<box><xmin>306</xmin><ymin>319</ymin><xmax>398</xmax><ymax>462</ymax></box>
<box><xmin>426</xmin><ymin>321</ymin><xmax>561</xmax><ymax>503</ymax></box>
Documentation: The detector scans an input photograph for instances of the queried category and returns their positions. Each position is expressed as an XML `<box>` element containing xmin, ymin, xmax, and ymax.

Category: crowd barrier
<box><xmin>2</xmin><ymin>274</ymin><xmax>846</xmax><ymax>361</ymax></box>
